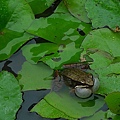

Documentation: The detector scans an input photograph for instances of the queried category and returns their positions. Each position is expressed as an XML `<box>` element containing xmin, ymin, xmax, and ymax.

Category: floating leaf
<box><xmin>18</xmin><ymin>61</ymin><xmax>53</xmax><ymax>91</ymax></box>
<box><xmin>0</xmin><ymin>0</ymin><xmax>34</xmax><ymax>60</ymax></box>
<box><xmin>22</xmin><ymin>42</ymin><xmax>82</xmax><ymax>69</ymax></box>
<box><xmin>43</xmin><ymin>42</ymin><xmax>82</xmax><ymax>69</ymax></box>
<box><xmin>32</xmin><ymin>91</ymin><xmax>105</xmax><ymax>119</ymax></box>
<box><xmin>27</xmin><ymin>2</ymin><xmax>91</xmax><ymax>44</ymax></box>
<box><xmin>31</xmin><ymin>99</ymin><xmax>75</xmax><ymax>120</ymax></box>
<box><xmin>0</xmin><ymin>30</ymin><xmax>33</xmax><ymax>61</ymax></box>
<box><xmin>85</xmin><ymin>0</ymin><xmax>120</xmax><ymax>30</ymax></box>
<box><xmin>63</xmin><ymin>0</ymin><xmax>90</xmax><ymax>23</ymax></box>
<box><xmin>22</xmin><ymin>43</ymin><xmax>59</xmax><ymax>64</ymax></box>
<box><xmin>0</xmin><ymin>71</ymin><xmax>22</xmax><ymax>120</ymax></box>
<box><xmin>81</xmin><ymin>28</ymin><xmax>120</xmax><ymax>95</ymax></box>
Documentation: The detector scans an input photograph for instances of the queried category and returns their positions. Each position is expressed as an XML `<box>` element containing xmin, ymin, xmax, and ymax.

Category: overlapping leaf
<box><xmin>0</xmin><ymin>0</ymin><xmax>34</xmax><ymax>61</ymax></box>
<box><xmin>23</xmin><ymin>2</ymin><xmax>91</xmax><ymax>69</ymax></box>
<box><xmin>32</xmin><ymin>91</ymin><xmax>104</xmax><ymax>119</ymax></box>
<box><xmin>81</xmin><ymin>28</ymin><xmax>120</xmax><ymax>95</ymax></box>
<box><xmin>63</xmin><ymin>0</ymin><xmax>90</xmax><ymax>23</ymax></box>
<box><xmin>27</xmin><ymin>1</ymin><xmax>91</xmax><ymax>44</ymax></box>
<box><xmin>22</xmin><ymin>42</ymin><xmax>82</xmax><ymax>69</ymax></box>
<box><xmin>31</xmin><ymin>99</ymin><xmax>74</xmax><ymax>119</ymax></box>
<box><xmin>22</xmin><ymin>43</ymin><xmax>59</xmax><ymax>64</ymax></box>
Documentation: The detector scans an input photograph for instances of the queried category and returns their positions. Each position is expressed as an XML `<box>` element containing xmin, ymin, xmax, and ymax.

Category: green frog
<box><xmin>60</xmin><ymin>68</ymin><xmax>100</xmax><ymax>98</ymax></box>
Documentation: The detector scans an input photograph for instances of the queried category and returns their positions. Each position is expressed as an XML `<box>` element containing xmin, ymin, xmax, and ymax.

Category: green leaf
<box><xmin>85</xmin><ymin>0</ymin><xmax>120</xmax><ymax>30</ymax></box>
<box><xmin>32</xmin><ymin>91</ymin><xmax>105</xmax><ymax>119</ymax></box>
<box><xmin>85</xmin><ymin>110</ymin><xmax>107</xmax><ymax>120</ymax></box>
<box><xmin>27</xmin><ymin>3</ymin><xmax>91</xmax><ymax>44</ymax></box>
<box><xmin>18</xmin><ymin>61</ymin><xmax>53</xmax><ymax>91</ymax></box>
<box><xmin>22</xmin><ymin>42</ymin><xmax>82</xmax><ymax>69</ymax></box>
<box><xmin>0</xmin><ymin>0</ymin><xmax>34</xmax><ymax>60</ymax></box>
<box><xmin>25</xmin><ymin>3</ymin><xmax>91</xmax><ymax>69</ymax></box>
<box><xmin>63</xmin><ymin>0</ymin><xmax>90</xmax><ymax>23</ymax></box>
<box><xmin>105</xmin><ymin>92</ymin><xmax>120</xmax><ymax>114</ymax></box>
<box><xmin>0</xmin><ymin>30</ymin><xmax>33</xmax><ymax>61</ymax></box>
<box><xmin>0</xmin><ymin>0</ymin><xmax>34</xmax><ymax>32</ymax></box>
<box><xmin>22</xmin><ymin>43</ymin><xmax>59</xmax><ymax>64</ymax></box>
<box><xmin>88</xmin><ymin>110</ymin><xmax>120</xmax><ymax>120</ymax></box>
<box><xmin>82</xmin><ymin>28</ymin><xmax>120</xmax><ymax>57</ymax></box>
<box><xmin>26</xmin><ymin>0</ymin><xmax>54</xmax><ymax>15</ymax></box>
<box><xmin>31</xmin><ymin>99</ymin><xmax>75</xmax><ymax>120</ymax></box>
<box><xmin>81</xmin><ymin>28</ymin><xmax>120</xmax><ymax>95</ymax></box>
<box><xmin>44</xmin><ymin>42</ymin><xmax>82</xmax><ymax>69</ymax></box>
<box><xmin>106</xmin><ymin>110</ymin><xmax>120</xmax><ymax>120</ymax></box>
<box><xmin>0</xmin><ymin>71</ymin><xmax>22</xmax><ymax>120</ymax></box>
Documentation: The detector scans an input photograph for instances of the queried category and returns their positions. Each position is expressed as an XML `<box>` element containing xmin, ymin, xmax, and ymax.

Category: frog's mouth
<box><xmin>63</xmin><ymin>78</ymin><xmax>93</xmax><ymax>88</ymax></box>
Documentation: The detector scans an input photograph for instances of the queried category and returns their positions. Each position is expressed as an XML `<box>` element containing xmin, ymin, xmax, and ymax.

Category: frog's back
<box><xmin>61</xmin><ymin>68</ymin><xmax>93</xmax><ymax>86</ymax></box>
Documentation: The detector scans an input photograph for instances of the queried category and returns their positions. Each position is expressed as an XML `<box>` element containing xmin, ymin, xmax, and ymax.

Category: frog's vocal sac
<box><xmin>60</xmin><ymin>68</ymin><xmax>100</xmax><ymax>98</ymax></box>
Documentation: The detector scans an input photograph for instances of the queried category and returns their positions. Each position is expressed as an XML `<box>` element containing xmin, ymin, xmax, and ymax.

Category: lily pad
<box><xmin>63</xmin><ymin>0</ymin><xmax>90</xmax><ymax>23</ymax></box>
<box><xmin>18</xmin><ymin>61</ymin><xmax>53</xmax><ymax>91</ymax></box>
<box><xmin>0</xmin><ymin>71</ymin><xmax>22</xmax><ymax>120</ymax></box>
<box><xmin>43</xmin><ymin>42</ymin><xmax>82</xmax><ymax>69</ymax></box>
<box><xmin>81</xmin><ymin>28</ymin><xmax>120</xmax><ymax>95</ymax></box>
<box><xmin>85</xmin><ymin>0</ymin><xmax>120</xmax><ymax>30</ymax></box>
<box><xmin>27</xmin><ymin>2</ymin><xmax>91</xmax><ymax>44</ymax></box>
<box><xmin>22</xmin><ymin>42</ymin><xmax>82</xmax><ymax>69</ymax></box>
<box><xmin>31</xmin><ymin>99</ymin><xmax>75</xmax><ymax>120</ymax></box>
<box><xmin>22</xmin><ymin>43</ymin><xmax>59</xmax><ymax>64</ymax></box>
<box><xmin>24</xmin><ymin>3</ymin><xmax>91</xmax><ymax>69</ymax></box>
<box><xmin>31</xmin><ymin>91</ymin><xmax>105</xmax><ymax>119</ymax></box>
<box><xmin>0</xmin><ymin>30</ymin><xmax>33</xmax><ymax>61</ymax></box>
<box><xmin>0</xmin><ymin>0</ymin><xmax>34</xmax><ymax>60</ymax></box>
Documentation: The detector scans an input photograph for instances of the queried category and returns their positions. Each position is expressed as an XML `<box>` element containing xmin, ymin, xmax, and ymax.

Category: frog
<box><xmin>59</xmin><ymin>66</ymin><xmax>100</xmax><ymax>98</ymax></box>
<box><xmin>61</xmin><ymin>68</ymin><xmax>94</xmax><ymax>88</ymax></box>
